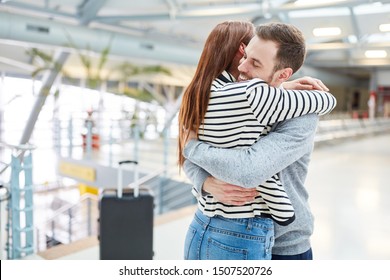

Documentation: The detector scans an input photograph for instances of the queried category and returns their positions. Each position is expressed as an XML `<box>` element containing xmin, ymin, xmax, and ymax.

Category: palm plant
<box><xmin>65</xmin><ymin>33</ymin><xmax>113</xmax><ymax>90</ymax></box>
<box><xmin>27</xmin><ymin>48</ymin><xmax>71</xmax><ymax>80</ymax></box>
<box><xmin>115</xmin><ymin>63</ymin><xmax>172</xmax><ymax>103</ymax></box>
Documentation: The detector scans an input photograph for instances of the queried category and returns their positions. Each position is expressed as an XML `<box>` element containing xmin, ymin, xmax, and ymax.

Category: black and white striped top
<box><xmin>192</xmin><ymin>71</ymin><xmax>336</xmax><ymax>225</ymax></box>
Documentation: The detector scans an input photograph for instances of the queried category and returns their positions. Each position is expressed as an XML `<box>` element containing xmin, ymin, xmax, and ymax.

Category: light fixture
<box><xmin>347</xmin><ymin>35</ymin><xmax>358</xmax><ymax>44</ymax></box>
<box><xmin>379</xmin><ymin>23</ymin><xmax>390</xmax><ymax>32</ymax></box>
<box><xmin>313</xmin><ymin>27</ymin><xmax>341</xmax><ymax>37</ymax></box>
<box><xmin>295</xmin><ymin>0</ymin><xmax>346</xmax><ymax>5</ymax></box>
<box><xmin>364</xmin><ymin>50</ymin><xmax>387</xmax><ymax>58</ymax></box>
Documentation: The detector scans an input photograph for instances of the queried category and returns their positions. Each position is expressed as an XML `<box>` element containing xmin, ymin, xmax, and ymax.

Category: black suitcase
<box><xmin>99</xmin><ymin>160</ymin><xmax>154</xmax><ymax>260</ymax></box>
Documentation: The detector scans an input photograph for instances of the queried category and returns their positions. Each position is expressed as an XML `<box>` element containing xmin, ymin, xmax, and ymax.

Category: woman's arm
<box><xmin>245</xmin><ymin>79</ymin><xmax>336</xmax><ymax>126</ymax></box>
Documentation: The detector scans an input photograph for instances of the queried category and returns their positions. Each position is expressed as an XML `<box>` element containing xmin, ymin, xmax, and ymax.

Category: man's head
<box><xmin>238</xmin><ymin>22</ymin><xmax>306</xmax><ymax>87</ymax></box>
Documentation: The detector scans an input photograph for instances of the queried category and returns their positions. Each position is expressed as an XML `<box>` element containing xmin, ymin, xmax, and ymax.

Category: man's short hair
<box><xmin>255</xmin><ymin>22</ymin><xmax>306</xmax><ymax>74</ymax></box>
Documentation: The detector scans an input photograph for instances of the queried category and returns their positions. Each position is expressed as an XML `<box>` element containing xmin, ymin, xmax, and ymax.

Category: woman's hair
<box><xmin>178</xmin><ymin>21</ymin><xmax>254</xmax><ymax>167</ymax></box>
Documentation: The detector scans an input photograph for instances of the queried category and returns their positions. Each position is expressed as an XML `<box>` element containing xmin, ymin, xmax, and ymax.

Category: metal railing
<box><xmin>35</xmin><ymin>193</ymin><xmax>98</xmax><ymax>252</ymax></box>
<box><xmin>33</xmin><ymin>168</ymin><xmax>193</xmax><ymax>253</ymax></box>
<box><xmin>315</xmin><ymin>117</ymin><xmax>390</xmax><ymax>143</ymax></box>
<box><xmin>0</xmin><ymin>142</ymin><xmax>36</xmax><ymax>259</ymax></box>
<box><xmin>3</xmin><ymin>115</ymin><xmax>390</xmax><ymax>257</ymax></box>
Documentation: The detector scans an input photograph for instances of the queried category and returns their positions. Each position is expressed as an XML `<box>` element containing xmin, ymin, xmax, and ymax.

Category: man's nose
<box><xmin>238</xmin><ymin>59</ymin><xmax>247</xmax><ymax>73</ymax></box>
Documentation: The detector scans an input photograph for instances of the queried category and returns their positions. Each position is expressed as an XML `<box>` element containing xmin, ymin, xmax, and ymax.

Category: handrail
<box><xmin>36</xmin><ymin>167</ymin><xmax>170</xmax><ymax>231</ymax></box>
<box><xmin>0</xmin><ymin>162</ymin><xmax>9</xmax><ymax>175</ymax></box>
<box><xmin>315</xmin><ymin>117</ymin><xmax>390</xmax><ymax>143</ymax></box>
<box><xmin>34</xmin><ymin>169</ymin><xmax>171</xmax><ymax>251</ymax></box>
<box><xmin>126</xmin><ymin>167</ymin><xmax>166</xmax><ymax>190</ymax></box>
<box><xmin>0</xmin><ymin>141</ymin><xmax>36</xmax><ymax>175</ymax></box>
<box><xmin>35</xmin><ymin>193</ymin><xmax>98</xmax><ymax>230</ymax></box>
<box><xmin>0</xmin><ymin>141</ymin><xmax>36</xmax><ymax>151</ymax></box>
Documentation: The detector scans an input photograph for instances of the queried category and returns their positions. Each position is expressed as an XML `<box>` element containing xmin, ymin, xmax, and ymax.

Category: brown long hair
<box><xmin>178</xmin><ymin>21</ymin><xmax>254</xmax><ymax>167</ymax></box>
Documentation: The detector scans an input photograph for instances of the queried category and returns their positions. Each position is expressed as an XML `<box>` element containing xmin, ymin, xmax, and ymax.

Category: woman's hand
<box><xmin>282</xmin><ymin>76</ymin><xmax>329</xmax><ymax>91</ymax></box>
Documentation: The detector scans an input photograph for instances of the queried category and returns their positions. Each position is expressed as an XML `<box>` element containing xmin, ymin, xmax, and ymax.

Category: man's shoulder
<box><xmin>271</xmin><ymin>114</ymin><xmax>319</xmax><ymax>130</ymax></box>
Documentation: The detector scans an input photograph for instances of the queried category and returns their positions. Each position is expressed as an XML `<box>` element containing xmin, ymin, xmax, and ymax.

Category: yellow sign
<box><xmin>59</xmin><ymin>161</ymin><xmax>96</xmax><ymax>182</ymax></box>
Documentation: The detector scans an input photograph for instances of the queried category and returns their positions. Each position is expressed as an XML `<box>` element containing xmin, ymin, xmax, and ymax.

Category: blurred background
<box><xmin>0</xmin><ymin>0</ymin><xmax>389</xmax><ymax>260</ymax></box>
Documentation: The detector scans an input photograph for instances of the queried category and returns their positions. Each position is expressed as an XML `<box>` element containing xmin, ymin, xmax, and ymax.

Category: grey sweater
<box><xmin>183</xmin><ymin>113</ymin><xmax>318</xmax><ymax>255</ymax></box>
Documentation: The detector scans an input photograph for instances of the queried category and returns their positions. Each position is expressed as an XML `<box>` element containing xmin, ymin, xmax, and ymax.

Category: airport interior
<box><xmin>0</xmin><ymin>0</ymin><xmax>390</xmax><ymax>260</ymax></box>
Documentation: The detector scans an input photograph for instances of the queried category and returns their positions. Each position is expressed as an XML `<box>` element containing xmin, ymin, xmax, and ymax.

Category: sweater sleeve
<box><xmin>182</xmin><ymin>159</ymin><xmax>210</xmax><ymax>194</ymax></box>
<box><xmin>245</xmin><ymin>79</ymin><xmax>336</xmax><ymax>126</ymax></box>
<box><xmin>184</xmin><ymin>114</ymin><xmax>319</xmax><ymax>188</ymax></box>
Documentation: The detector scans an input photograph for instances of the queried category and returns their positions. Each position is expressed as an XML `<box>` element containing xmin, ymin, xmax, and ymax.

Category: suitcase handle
<box><xmin>118</xmin><ymin>160</ymin><xmax>139</xmax><ymax>199</ymax></box>
<box><xmin>118</xmin><ymin>160</ymin><xmax>138</xmax><ymax>165</ymax></box>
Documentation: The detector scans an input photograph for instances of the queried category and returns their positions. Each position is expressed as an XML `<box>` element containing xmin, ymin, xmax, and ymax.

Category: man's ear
<box><xmin>278</xmin><ymin>68</ymin><xmax>293</xmax><ymax>82</ymax></box>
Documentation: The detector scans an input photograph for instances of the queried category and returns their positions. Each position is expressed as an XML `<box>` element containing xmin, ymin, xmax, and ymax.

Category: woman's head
<box><xmin>200</xmin><ymin>21</ymin><xmax>255</xmax><ymax>79</ymax></box>
<box><xmin>178</xmin><ymin>21</ymin><xmax>254</xmax><ymax>167</ymax></box>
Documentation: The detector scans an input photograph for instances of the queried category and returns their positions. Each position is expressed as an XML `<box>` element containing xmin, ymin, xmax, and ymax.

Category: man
<box><xmin>182</xmin><ymin>22</ymin><xmax>334</xmax><ymax>259</ymax></box>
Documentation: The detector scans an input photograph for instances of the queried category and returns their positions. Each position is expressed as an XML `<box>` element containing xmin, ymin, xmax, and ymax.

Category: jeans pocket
<box><xmin>184</xmin><ymin>226</ymin><xmax>197</xmax><ymax>260</ymax></box>
<box><xmin>264</xmin><ymin>235</ymin><xmax>274</xmax><ymax>260</ymax></box>
<box><xmin>206</xmin><ymin>237</ymin><xmax>248</xmax><ymax>260</ymax></box>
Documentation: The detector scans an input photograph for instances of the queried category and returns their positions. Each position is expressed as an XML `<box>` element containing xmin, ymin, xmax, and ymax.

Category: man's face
<box><xmin>237</xmin><ymin>35</ymin><xmax>282</xmax><ymax>87</ymax></box>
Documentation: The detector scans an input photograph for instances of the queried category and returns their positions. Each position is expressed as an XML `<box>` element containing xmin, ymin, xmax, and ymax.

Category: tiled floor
<box><xmin>307</xmin><ymin>133</ymin><xmax>390</xmax><ymax>259</ymax></box>
<box><xmin>5</xmin><ymin>133</ymin><xmax>390</xmax><ymax>260</ymax></box>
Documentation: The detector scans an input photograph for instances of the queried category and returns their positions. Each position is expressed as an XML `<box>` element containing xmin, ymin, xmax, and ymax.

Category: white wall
<box><xmin>377</xmin><ymin>70</ymin><xmax>390</xmax><ymax>86</ymax></box>
<box><xmin>294</xmin><ymin>66</ymin><xmax>357</xmax><ymax>87</ymax></box>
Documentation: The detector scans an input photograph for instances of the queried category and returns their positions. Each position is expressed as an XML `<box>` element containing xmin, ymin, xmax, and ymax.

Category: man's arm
<box><xmin>183</xmin><ymin>114</ymin><xmax>319</xmax><ymax>188</ymax></box>
<box><xmin>183</xmin><ymin>159</ymin><xmax>258</xmax><ymax>205</ymax></box>
<box><xmin>182</xmin><ymin>159</ymin><xmax>210</xmax><ymax>194</ymax></box>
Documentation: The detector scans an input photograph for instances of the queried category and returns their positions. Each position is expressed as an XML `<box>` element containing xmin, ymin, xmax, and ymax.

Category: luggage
<box><xmin>99</xmin><ymin>160</ymin><xmax>154</xmax><ymax>260</ymax></box>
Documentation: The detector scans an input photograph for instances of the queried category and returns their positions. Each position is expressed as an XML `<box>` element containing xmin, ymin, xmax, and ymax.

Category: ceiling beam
<box><xmin>95</xmin><ymin>3</ymin><xmax>264</xmax><ymax>23</ymax></box>
<box><xmin>0</xmin><ymin>56</ymin><xmax>36</xmax><ymax>72</ymax></box>
<box><xmin>278</xmin><ymin>0</ymin><xmax>390</xmax><ymax>12</ymax></box>
<box><xmin>0</xmin><ymin>1</ymin><xmax>76</xmax><ymax>23</ymax></box>
<box><xmin>164</xmin><ymin>0</ymin><xmax>179</xmax><ymax>19</ymax></box>
<box><xmin>348</xmin><ymin>6</ymin><xmax>361</xmax><ymax>40</ymax></box>
<box><xmin>77</xmin><ymin>0</ymin><xmax>107</xmax><ymax>25</ymax></box>
<box><xmin>94</xmin><ymin>0</ymin><xmax>390</xmax><ymax>23</ymax></box>
<box><xmin>306</xmin><ymin>58</ymin><xmax>390</xmax><ymax>68</ymax></box>
<box><xmin>0</xmin><ymin>12</ymin><xmax>200</xmax><ymax>65</ymax></box>
<box><xmin>308</xmin><ymin>42</ymin><xmax>390</xmax><ymax>51</ymax></box>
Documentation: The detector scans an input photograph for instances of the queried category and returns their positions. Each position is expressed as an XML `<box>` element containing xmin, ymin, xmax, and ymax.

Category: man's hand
<box><xmin>282</xmin><ymin>76</ymin><xmax>329</xmax><ymax>91</ymax></box>
<box><xmin>203</xmin><ymin>176</ymin><xmax>258</xmax><ymax>206</ymax></box>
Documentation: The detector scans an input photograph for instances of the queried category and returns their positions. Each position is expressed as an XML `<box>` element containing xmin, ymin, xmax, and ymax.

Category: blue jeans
<box><xmin>184</xmin><ymin>209</ymin><xmax>274</xmax><ymax>260</ymax></box>
<box><xmin>272</xmin><ymin>248</ymin><xmax>313</xmax><ymax>260</ymax></box>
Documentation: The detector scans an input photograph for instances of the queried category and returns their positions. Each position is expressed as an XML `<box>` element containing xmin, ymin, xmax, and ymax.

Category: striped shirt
<box><xmin>192</xmin><ymin>71</ymin><xmax>336</xmax><ymax>225</ymax></box>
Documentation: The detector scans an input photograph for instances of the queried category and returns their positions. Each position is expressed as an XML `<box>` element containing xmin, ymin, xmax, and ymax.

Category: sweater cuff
<box><xmin>183</xmin><ymin>159</ymin><xmax>210</xmax><ymax>194</ymax></box>
<box><xmin>183</xmin><ymin>139</ymin><xmax>199</xmax><ymax>159</ymax></box>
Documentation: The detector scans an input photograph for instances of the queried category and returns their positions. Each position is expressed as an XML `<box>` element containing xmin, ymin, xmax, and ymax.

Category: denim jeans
<box><xmin>184</xmin><ymin>209</ymin><xmax>274</xmax><ymax>260</ymax></box>
<box><xmin>272</xmin><ymin>248</ymin><xmax>313</xmax><ymax>260</ymax></box>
